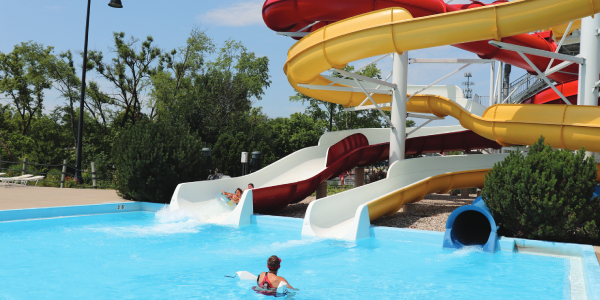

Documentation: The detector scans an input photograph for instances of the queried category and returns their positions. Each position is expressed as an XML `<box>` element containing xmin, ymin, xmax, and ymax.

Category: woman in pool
<box><xmin>222</xmin><ymin>188</ymin><xmax>243</xmax><ymax>204</ymax></box>
<box><xmin>254</xmin><ymin>255</ymin><xmax>295</xmax><ymax>293</ymax></box>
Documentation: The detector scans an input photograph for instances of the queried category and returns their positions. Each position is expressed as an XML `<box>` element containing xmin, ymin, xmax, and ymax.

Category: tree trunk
<box><xmin>0</xmin><ymin>133</ymin><xmax>17</xmax><ymax>161</ymax></box>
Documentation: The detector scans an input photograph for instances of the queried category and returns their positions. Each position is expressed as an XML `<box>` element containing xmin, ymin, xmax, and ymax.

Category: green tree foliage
<box><xmin>0</xmin><ymin>105</ymin><xmax>73</xmax><ymax>170</ymax></box>
<box><xmin>112</xmin><ymin>121</ymin><xmax>205</xmax><ymax>203</ymax></box>
<box><xmin>88</xmin><ymin>32</ymin><xmax>161</xmax><ymax>127</ymax></box>
<box><xmin>46</xmin><ymin>50</ymin><xmax>81</xmax><ymax>147</ymax></box>
<box><xmin>212</xmin><ymin>108</ymin><xmax>275</xmax><ymax>177</ymax></box>
<box><xmin>0</xmin><ymin>41</ymin><xmax>54</xmax><ymax>135</ymax></box>
<box><xmin>152</xmin><ymin>29</ymin><xmax>271</xmax><ymax>147</ymax></box>
<box><xmin>268</xmin><ymin>113</ymin><xmax>325</xmax><ymax>158</ymax></box>
<box><xmin>482</xmin><ymin>136</ymin><xmax>600</xmax><ymax>243</ymax></box>
<box><xmin>211</xmin><ymin>109</ymin><xmax>325</xmax><ymax>176</ymax></box>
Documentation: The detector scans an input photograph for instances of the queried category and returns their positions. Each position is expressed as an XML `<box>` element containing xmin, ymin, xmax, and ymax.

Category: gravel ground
<box><xmin>267</xmin><ymin>193</ymin><xmax>477</xmax><ymax>232</ymax></box>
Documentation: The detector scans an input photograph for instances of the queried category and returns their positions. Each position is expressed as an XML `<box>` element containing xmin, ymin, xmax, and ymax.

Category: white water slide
<box><xmin>169</xmin><ymin>85</ymin><xmax>493</xmax><ymax>230</ymax></box>
<box><xmin>301</xmin><ymin>153</ymin><xmax>509</xmax><ymax>240</ymax></box>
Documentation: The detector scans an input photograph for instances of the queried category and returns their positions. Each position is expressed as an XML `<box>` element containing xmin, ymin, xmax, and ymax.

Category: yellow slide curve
<box><xmin>284</xmin><ymin>0</ymin><xmax>600</xmax><ymax>222</ymax></box>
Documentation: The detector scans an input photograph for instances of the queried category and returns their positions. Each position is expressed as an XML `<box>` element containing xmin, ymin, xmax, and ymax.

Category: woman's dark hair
<box><xmin>248</xmin><ymin>183</ymin><xmax>254</xmax><ymax>188</ymax></box>
<box><xmin>236</xmin><ymin>188</ymin><xmax>243</xmax><ymax>194</ymax></box>
<box><xmin>267</xmin><ymin>255</ymin><xmax>281</xmax><ymax>270</ymax></box>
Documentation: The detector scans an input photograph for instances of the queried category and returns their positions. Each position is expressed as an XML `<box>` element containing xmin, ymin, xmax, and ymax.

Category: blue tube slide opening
<box><xmin>443</xmin><ymin>196</ymin><xmax>499</xmax><ymax>253</ymax></box>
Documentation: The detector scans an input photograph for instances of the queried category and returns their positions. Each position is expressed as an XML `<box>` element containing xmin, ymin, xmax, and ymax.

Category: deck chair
<box><xmin>1</xmin><ymin>174</ymin><xmax>33</xmax><ymax>187</ymax></box>
<box><xmin>16</xmin><ymin>176</ymin><xmax>45</xmax><ymax>187</ymax></box>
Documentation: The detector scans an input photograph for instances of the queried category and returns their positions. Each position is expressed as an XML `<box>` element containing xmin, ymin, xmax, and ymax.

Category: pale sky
<box><xmin>0</xmin><ymin>0</ymin><xmax>525</xmax><ymax>127</ymax></box>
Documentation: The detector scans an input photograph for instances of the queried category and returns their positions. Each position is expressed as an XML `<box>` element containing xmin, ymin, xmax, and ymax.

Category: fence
<box><xmin>472</xmin><ymin>95</ymin><xmax>489</xmax><ymax>105</ymax></box>
<box><xmin>0</xmin><ymin>157</ymin><xmax>115</xmax><ymax>189</ymax></box>
<box><xmin>504</xmin><ymin>73</ymin><xmax>546</xmax><ymax>104</ymax></box>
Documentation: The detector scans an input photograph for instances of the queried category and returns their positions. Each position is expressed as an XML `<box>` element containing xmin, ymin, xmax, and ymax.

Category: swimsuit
<box><xmin>253</xmin><ymin>272</ymin><xmax>279</xmax><ymax>296</ymax></box>
<box><xmin>257</xmin><ymin>272</ymin><xmax>275</xmax><ymax>289</ymax></box>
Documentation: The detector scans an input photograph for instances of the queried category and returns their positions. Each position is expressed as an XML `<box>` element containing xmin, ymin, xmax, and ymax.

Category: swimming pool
<box><xmin>0</xmin><ymin>205</ymin><xmax>596</xmax><ymax>299</ymax></box>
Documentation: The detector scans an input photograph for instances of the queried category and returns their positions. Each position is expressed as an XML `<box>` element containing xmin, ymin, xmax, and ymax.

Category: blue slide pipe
<box><xmin>443</xmin><ymin>196</ymin><xmax>499</xmax><ymax>253</ymax></box>
<box><xmin>444</xmin><ymin>185</ymin><xmax>600</xmax><ymax>253</ymax></box>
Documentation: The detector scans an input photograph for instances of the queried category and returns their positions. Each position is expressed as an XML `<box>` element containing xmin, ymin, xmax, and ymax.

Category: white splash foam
<box><xmin>87</xmin><ymin>219</ymin><xmax>202</xmax><ymax>236</ymax></box>
<box><xmin>87</xmin><ymin>199</ymin><xmax>236</xmax><ymax>237</ymax></box>
<box><xmin>166</xmin><ymin>198</ymin><xmax>236</xmax><ymax>223</ymax></box>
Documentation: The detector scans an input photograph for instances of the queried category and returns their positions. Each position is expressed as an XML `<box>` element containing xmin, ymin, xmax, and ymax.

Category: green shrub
<box><xmin>482</xmin><ymin>136</ymin><xmax>600</xmax><ymax>243</ymax></box>
<box><xmin>112</xmin><ymin>122</ymin><xmax>206</xmax><ymax>203</ymax></box>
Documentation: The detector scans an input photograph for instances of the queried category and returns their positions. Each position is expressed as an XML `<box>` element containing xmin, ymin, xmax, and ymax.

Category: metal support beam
<box><xmin>406</xmin><ymin>119</ymin><xmax>433</xmax><ymax>137</ymax></box>
<box><xmin>276</xmin><ymin>32</ymin><xmax>309</xmax><ymax>38</ymax></box>
<box><xmin>489</xmin><ymin>40</ymin><xmax>585</xmax><ymax>65</ymax></box>
<box><xmin>497</xmin><ymin>62</ymin><xmax>503</xmax><ymax>104</ymax></box>
<box><xmin>276</xmin><ymin>21</ymin><xmax>320</xmax><ymax>37</ymax></box>
<box><xmin>297</xmin><ymin>83</ymin><xmax>392</xmax><ymax>94</ymax></box>
<box><xmin>492</xmin><ymin>62</ymin><xmax>502</xmax><ymax>105</ymax></box>
<box><xmin>407</xmin><ymin>63</ymin><xmax>471</xmax><ymax>101</ymax></box>
<box><xmin>517</xmin><ymin>51</ymin><xmax>572</xmax><ymax>105</ymax></box>
<box><xmin>357</xmin><ymin>71</ymin><xmax>393</xmax><ymax>107</ymax></box>
<box><xmin>389</xmin><ymin>52</ymin><xmax>409</xmax><ymax>164</ymax></box>
<box><xmin>545</xmin><ymin>60</ymin><xmax>576</xmax><ymax>77</ymax></box>
<box><xmin>409</xmin><ymin>58</ymin><xmax>494</xmax><ymax>64</ymax></box>
<box><xmin>545</xmin><ymin>21</ymin><xmax>574</xmax><ymax>72</ymax></box>
<box><xmin>353</xmin><ymin>78</ymin><xmax>394</xmax><ymax>128</ymax></box>
<box><xmin>332</xmin><ymin>68</ymin><xmax>397</xmax><ymax>88</ymax></box>
<box><xmin>355</xmin><ymin>54</ymin><xmax>393</xmax><ymax>73</ymax></box>
<box><xmin>345</xmin><ymin>103</ymin><xmax>392</xmax><ymax>111</ymax></box>
<box><xmin>407</xmin><ymin>113</ymin><xmax>443</xmax><ymax>120</ymax></box>
<box><xmin>490</xmin><ymin>61</ymin><xmax>495</xmax><ymax>107</ymax></box>
<box><xmin>578</xmin><ymin>14</ymin><xmax>600</xmax><ymax>106</ymax></box>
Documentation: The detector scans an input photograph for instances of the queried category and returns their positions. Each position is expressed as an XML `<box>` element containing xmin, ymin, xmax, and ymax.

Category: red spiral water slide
<box><xmin>262</xmin><ymin>0</ymin><xmax>581</xmax><ymax>103</ymax></box>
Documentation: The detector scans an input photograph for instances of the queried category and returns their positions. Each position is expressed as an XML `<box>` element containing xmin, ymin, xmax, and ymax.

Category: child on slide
<box><xmin>222</xmin><ymin>188</ymin><xmax>243</xmax><ymax>204</ymax></box>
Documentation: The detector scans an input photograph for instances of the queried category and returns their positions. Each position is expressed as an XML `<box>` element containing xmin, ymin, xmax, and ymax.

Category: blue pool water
<box><xmin>0</xmin><ymin>210</ymin><xmax>569</xmax><ymax>299</ymax></box>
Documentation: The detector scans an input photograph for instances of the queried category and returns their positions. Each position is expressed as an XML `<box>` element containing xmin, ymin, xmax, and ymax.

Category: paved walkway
<box><xmin>0</xmin><ymin>186</ymin><xmax>130</xmax><ymax>210</ymax></box>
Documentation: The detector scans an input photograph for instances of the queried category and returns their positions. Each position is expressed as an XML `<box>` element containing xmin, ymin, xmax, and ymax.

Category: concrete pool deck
<box><xmin>0</xmin><ymin>186</ymin><xmax>131</xmax><ymax>210</ymax></box>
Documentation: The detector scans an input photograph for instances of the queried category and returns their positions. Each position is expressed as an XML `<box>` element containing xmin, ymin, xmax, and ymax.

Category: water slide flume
<box><xmin>285</xmin><ymin>0</ymin><xmax>599</xmax><ymax>96</ymax></box>
<box><xmin>266</xmin><ymin>0</ymin><xmax>581</xmax><ymax>83</ymax></box>
<box><xmin>170</xmin><ymin>125</ymin><xmax>501</xmax><ymax>223</ymax></box>
<box><xmin>302</xmin><ymin>154</ymin><xmax>509</xmax><ymax>239</ymax></box>
<box><xmin>284</xmin><ymin>0</ymin><xmax>600</xmax><ymax>152</ymax></box>
<box><xmin>288</xmin><ymin>0</ymin><xmax>600</xmax><ymax>239</ymax></box>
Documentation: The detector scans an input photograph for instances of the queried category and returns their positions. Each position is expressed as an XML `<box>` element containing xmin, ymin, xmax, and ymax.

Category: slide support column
<box><xmin>389</xmin><ymin>52</ymin><xmax>408</xmax><ymax>165</ymax></box>
<box><xmin>578</xmin><ymin>14</ymin><xmax>600</xmax><ymax>106</ymax></box>
<box><xmin>578</xmin><ymin>14</ymin><xmax>600</xmax><ymax>160</ymax></box>
<box><xmin>490</xmin><ymin>61</ymin><xmax>496</xmax><ymax>106</ymax></box>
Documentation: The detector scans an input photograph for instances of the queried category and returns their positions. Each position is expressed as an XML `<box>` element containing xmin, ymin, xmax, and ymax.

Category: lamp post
<box><xmin>75</xmin><ymin>0</ymin><xmax>122</xmax><ymax>183</ymax></box>
<box><xmin>462</xmin><ymin>72</ymin><xmax>474</xmax><ymax>100</ymax></box>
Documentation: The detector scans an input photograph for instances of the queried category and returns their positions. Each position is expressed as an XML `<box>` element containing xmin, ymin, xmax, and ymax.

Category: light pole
<box><xmin>462</xmin><ymin>72</ymin><xmax>474</xmax><ymax>100</ymax></box>
<box><xmin>75</xmin><ymin>0</ymin><xmax>123</xmax><ymax>183</ymax></box>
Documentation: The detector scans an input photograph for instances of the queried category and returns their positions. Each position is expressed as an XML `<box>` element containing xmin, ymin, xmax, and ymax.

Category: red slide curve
<box><xmin>252</xmin><ymin>131</ymin><xmax>500</xmax><ymax>213</ymax></box>
<box><xmin>522</xmin><ymin>79</ymin><xmax>579</xmax><ymax>104</ymax></box>
<box><xmin>262</xmin><ymin>0</ymin><xmax>578</xmax><ymax>83</ymax></box>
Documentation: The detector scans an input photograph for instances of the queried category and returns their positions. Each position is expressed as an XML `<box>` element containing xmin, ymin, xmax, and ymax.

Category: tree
<box><xmin>150</xmin><ymin>27</ymin><xmax>215</xmax><ymax>121</ymax></box>
<box><xmin>152</xmin><ymin>31</ymin><xmax>271</xmax><ymax>146</ymax></box>
<box><xmin>0</xmin><ymin>41</ymin><xmax>54</xmax><ymax>135</ymax></box>
<box><xmin>46</xmin><ymin>50</ymin><xmax>81</xmax><ymax>147</ymax></box>
<box><xmin>88</xmin><ymin>32</ymin><xmax>161</xmax><ymax>128</ymax></box>
<box><xmin>482</xmin><ymin>136</ymin><xmax>600</xmax><ymax>243</ymax></box>
<box><xmin>112</xmin><ymin>121</ymin><xmax>205</xmax><ymax>203</ymax></box>
<box><xmin>212</xmin><ymin>108</ymin><xmax>276</xmax><ymax>176</ymax></box>
<box><xmin>269</xmin><ymin>113</ymin><xmax>325</xmax><ymax>159</ymax></box>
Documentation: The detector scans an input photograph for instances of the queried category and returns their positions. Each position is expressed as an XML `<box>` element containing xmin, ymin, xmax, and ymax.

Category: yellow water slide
<box><xmin>286</xmin><ymin>0</ymin><xmax>600</xmax><ymax>222</ymax></box>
